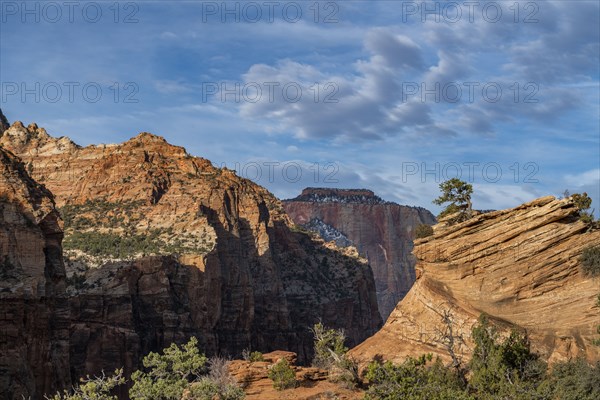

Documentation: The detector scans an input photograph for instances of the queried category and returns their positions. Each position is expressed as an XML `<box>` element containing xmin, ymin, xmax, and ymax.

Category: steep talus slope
<box><xmin>0</xmin><ymin>121</ymin><xmax>381</xmax><ymax>389</ymax></box>
<box><xmin>284</xmin><ymin>188</ymin><xmax>436</xmax><ymax>320</ymax></box>
<box><xmin>0</xmin><ymin>147</ymin><xmax>70</xmax><ymax>399</ymax></box>
<box><xmin>351</xmin><ymin>196</ymin><xmax>600</xmax><ymax>365</ymax></box>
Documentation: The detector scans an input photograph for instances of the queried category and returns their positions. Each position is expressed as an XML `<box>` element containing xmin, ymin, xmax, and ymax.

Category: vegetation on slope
<box><xmin>59</xmin><ymin>198</ymin><xmax>215</xmax><ymax>260</ymax></box>
<box><xmin>48</xmin><ymin>316</ymin><xmax>600</xmax><ymax>399</ymax></box>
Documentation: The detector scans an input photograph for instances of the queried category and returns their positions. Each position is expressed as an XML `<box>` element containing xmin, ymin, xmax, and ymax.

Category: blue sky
<box><xmin>1</xmin><ymin>0</ymin><xmax>599</xmax><ymax>215</ymax></box>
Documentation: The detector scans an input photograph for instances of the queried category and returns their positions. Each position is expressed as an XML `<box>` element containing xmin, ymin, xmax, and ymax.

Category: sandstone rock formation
<box><xmin>0</xmin><ymin>147</ymin><xmax>70</xmax><ymax>399</ymax></box>
<box><xmin>350</xmin><ymin>196</ymin><xmax>600</xmax><ymax>366</ymax></box>
<box><xmin>284</xmin><ymin>188</ymin><xmax>436</xmax><ymax>320</ymax></box>
<box><xmin>223</xmin><ymin>350</ymin><xmax>363</xmax><ymax>399</ymax></box>
<box><xmin>0</xmin><ymin>121</ymin><xmax>382</xmax><ymax>395</ymax></box>
<box><xmin>0</xmin><ymin>109</ymin><xmax>9</xmax><ymax>135</ymax></box>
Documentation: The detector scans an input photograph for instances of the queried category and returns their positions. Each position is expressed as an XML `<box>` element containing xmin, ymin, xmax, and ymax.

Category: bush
<box><xmin>572</xmin><ymin>193</ymin><xmax>595</xmax><ymax>224</ymax></box>
<box><xmin>415</xmin><ymin>224</ymin><xmax>434</xmax><ymax>239</ymax></box>
<box><xmin>544</xmin><ymin>358</ymin><xmax>600</xmax><ymax>400</ymax></box>
<box><xmin>267</xmin><ymin>358</ymin><xmax>296</xmax><ymax>390</ymax></box>
<box><xmin>311</xmin><ymin>322</ymin><xmax>348</xmax><ymax>370</ymax></box>
<box><xmin>187</xmin><ymin>378</ymin><xmax>219</xmax><ymax>400</ymax></box>
<box><xmin>364</xmin><ymin>355</ymin><xmax>472</xmax><ymax>400</ymax></box>
<box><xmin>310</xmin><ymin>322</ymin><xmax>359</xmax><ymax>388</ymax></box>
<box><xmin>248</xmin><ymin>351</ymin><xmax>264</xmax><ymax>362</ymax></box>
<box><xmin>581</xmin><ymin>245</ymin><xmax>600</xmax><ymax>276</ymax></box>
<box><xmin>329</xmin><ymin>355</ymin><xmax>360</xmax><ymax>389</ymax></box>
<box><xmin>469</xmin><ymin>314</ymin><xmax>546</xmax><ymax>398</ymax></box>
<box><xmin>188</xmin><ymin>376</ymin><xmax>245</xmax><ymax>400</ymax></box>
<box><xmin>45</xmin><ymin>369</ymin><xmax>124</xmax><ymax>400</ymax></box>
<box><xmin>130</xmin><ymin>337</ymin><xmax>207</xmax><ymax>400</ymax></box>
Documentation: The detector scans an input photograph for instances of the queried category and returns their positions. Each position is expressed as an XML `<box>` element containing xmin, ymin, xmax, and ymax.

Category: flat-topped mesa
<box><xmin>350</xmin><ymin>196</ymin><xmax>600</xmax><ymax>366</ymax></box>
<box><xmin>289</xmin><ymin>187</ymin><xmax>386</xmax><ymax>204</ymax></box>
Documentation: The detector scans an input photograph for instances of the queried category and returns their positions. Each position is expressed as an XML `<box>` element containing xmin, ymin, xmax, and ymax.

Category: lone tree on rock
<box><xmin>433</xmin><ymin>178</ymin><xmax>473</xmax><ymax>221</ymax></box>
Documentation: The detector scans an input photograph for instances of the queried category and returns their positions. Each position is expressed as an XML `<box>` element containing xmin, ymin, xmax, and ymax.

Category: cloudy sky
<box><xmin>1</xmin><ymin>0</ymin><xmax>598</xmax><ymax>215</ymax></box>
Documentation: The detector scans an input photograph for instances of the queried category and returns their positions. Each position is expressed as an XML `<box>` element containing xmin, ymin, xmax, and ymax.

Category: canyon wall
<box><xmin>284</xmin><ymin>188</ymin><xmax>436</xmax><ymax>320</ymax></box>
<box><xmin>0</xmin><ymin>147</ymin><xmax>70</xmax><ymax>399</ymax></box>
<box><xmin>0</xmin><ymin>119</ymin><xmax>381</xmax><ymax>398</ymax></box>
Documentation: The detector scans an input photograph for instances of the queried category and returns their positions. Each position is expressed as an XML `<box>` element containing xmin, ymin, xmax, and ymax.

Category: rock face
<box><xmin>0</xmin><ymin>109</ymin><xmax>9</xmax><ymax>135</ymax></box>
<box><xmin>0</xmin><ymin>122</ymin><xmax>381</xmax><ymax>395</ymax></box>
<box><xmin>284</xmin><ymin>188</ymin><xmax>436</xmax><ymax>320</ymax></box>
<box><xmin>225</xmin><ymin>351</ymin><xmax>363</xmax><ymax>399</ymax></box>
<box><xmin>0</xmin><ymin>147</ymin><xmax>70</xmax><ymax>399</ymax></box>
<box><xmin>350</xmin><ymin>196</ymin><xmax>600</xmax><ymax>366</ymax></box>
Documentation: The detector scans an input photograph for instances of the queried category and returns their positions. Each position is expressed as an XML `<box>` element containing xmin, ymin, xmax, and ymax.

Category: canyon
<box><xmin>1</xmin><ymin>109</ymin><xmax>599</xmax><ymax>398</ymax></box>
<box><xmin>0</xmin><ymin>114</ymin><xmax>381</xmax><ymax>399</ymax></box>
<box><xmin>284</xmin><ymin>188</ymin><xmax>436</xmax><ymax>320</ymax></box>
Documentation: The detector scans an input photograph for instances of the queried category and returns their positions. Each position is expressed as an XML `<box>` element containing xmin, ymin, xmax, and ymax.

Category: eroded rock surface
<box><xmin>0</xmin><ymin>122</ymin><xmax>381</xmax><ymax>395</ymax></box>
<box><xmin>284</xmin><ymin>188</ymin><xmax>436</xmax><ymax>320</ymax></box>
<box><xmin>350</xmin><ymin>196</ymin><xmax>600</xmax><ymax>366</ymax></box>
<box><xmin>0</xmin><ymin>147</ymin><xmax>70</xmax><ymax>399</ymax></box>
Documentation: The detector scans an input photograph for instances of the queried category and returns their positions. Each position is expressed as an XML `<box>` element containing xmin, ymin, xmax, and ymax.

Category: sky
<box><xmin>1</xmin><ymin>0</ymin><xmax>599</xmax><ymax>216</ymax></box>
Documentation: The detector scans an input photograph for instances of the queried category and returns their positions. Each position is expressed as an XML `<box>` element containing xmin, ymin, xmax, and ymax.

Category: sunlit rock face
<box><xmin>351</xmin><ymin>196</ymin><xmax>600</xmax><ymax>366</ymax></box>
<box><xmin>284</xmin><ymin>187</ymin><xmax>436</xmax><ymax>320</ymax></box>
<box><xmin>1</xmin><ymin>122</ymin><xmax>382</xmax><ymax>397</ymax></box>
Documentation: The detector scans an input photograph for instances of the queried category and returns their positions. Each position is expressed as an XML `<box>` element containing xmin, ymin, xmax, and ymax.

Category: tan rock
<box><xmin>228</xmin><ymin>351</ymin><xmax>363</xmax><ymax>400</ymax></box>
<box><xmin>350</xmin><ymin>196</ymin><xmax>600</xmax><ymax>366</ymax></box>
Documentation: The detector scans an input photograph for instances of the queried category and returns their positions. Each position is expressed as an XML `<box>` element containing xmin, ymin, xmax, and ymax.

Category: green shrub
<box><xmin>187</xmin><ymin>377</ymin><xmax>219</xmax><ymax>400</ymax></box>
<box><xmin>45</xmin><ymin>369</ymin><xmax>124</xmax><ymax>400</ymax></box>
<box><xmin>267</xmin><ymin>358</ymin><xmax>296</xmax><ymax>391</ymax></box>
<box><xmin>415</xmin><ymin>224</ymin><xmax>434</xmax><ymax>239</ymax></box>
<box><xmin>248</xmin><ymin>351</ymin><xmax>264</xmax><ymax>362</ymax></box>
<box><xmin>544</xmin><ymin>358</ymin><xmax>600</xmax><ymax>400</ymax></box>
<box><xmin>188</xmin><ymin>376</ymin><xmax>244</xmax><ymax>400</ymax></box>
<box><xmin>310</xmin><ymin>322</ymin><xmax>359</xmax><ymax>388</ymax></box>
<box><xmin>468</xmin><ymin>315</ymin><xmax>546</xmax><ymax>398</ymax></box>
<box><xmin>364</xmin><ymin>355</ymin><xmax>472</xmax><ymax>400</ymax></box>
<box><xmin>311</xmin><ymin>322</ymin><xmax>348</xmax><ymax>370</ymax></box>
<box><xmin>581</xmin><ymin>245</ymin><xmax>600</xmax><ymax>276</ymax></box>
<box><xmin>572</xmin><ymin>193</ymin><xmax>595</xmax><ymax>224</ymax></box>
<box><xmin>573</xmin><ymin>193</ymin><xmax>593</xmax><ymax>211</ymax></box>
<box><xmin>130</xmin><ymin>337</ymin><xmax>207</xmax><ymax>400</ymax></box>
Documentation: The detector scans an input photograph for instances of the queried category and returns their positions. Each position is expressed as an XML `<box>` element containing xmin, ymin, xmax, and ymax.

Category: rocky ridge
<box><xmin>350</xmin><ymin>196</ymin><xmax>600</xmax><ymax>366</ymax></box>
<box><xmin>0</xmin><ymin>117</ymin><xmax>381</xmax><ymax>398</ymax></box>
<box><xmin>284</xmin><ymin>188</ymin><xmax>436</xmax><ymax>320</ymax></box>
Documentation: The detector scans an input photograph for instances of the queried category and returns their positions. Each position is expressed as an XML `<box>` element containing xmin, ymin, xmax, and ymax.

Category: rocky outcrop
<box><xmin>0</xmin><ymin>109</ymin><xmax>9</xmax><ymax>135</ymax></box>
<box><xmin>0</xmin><ymin>147</ymin><xmax>70</xmax><ymax>399</ymax></box>
<box><xmin>0</xmin><ymin>122</ymin><xmax>381</xmax><ymax>393</ymax></box>
<box><xmin>284</xmin><ymin>188</ymin><xmax>436</xmax><ymax>320</ymax></box>
<box><xmin>350</xmin><ymin>196</ymin><xmax>600</xmax><ymax>366</ymax></box>
<box><xmin>224</xmin><ymin>351</ymin><xmax>363</xmax><ymax>399</ymax></box>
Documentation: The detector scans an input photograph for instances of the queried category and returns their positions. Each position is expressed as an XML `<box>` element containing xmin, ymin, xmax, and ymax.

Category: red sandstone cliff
<box><xmin>0</xmin><ymin>119</ymin><xmax>381</xmax><ymax>397</ymax></box>
<box><xmin>0</xmin><ymin>147</ymin><xmax>70</xmax><ymax>399</ymax></box>
<box><xmin>283</xmin><ymin>188</ymin><xmax>436</xmax><ymax>320</ymax></box>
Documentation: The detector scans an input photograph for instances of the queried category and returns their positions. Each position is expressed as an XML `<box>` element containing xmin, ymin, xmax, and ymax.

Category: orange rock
<box><xmin>0</xmin><ymin>121</ymin><xmax>382</xmax><ymax>395</ymax></box>
<box><xmin>350</xmin><ymin>196</ymin><xmax>600</xmax><ymax>367</ymax></box>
